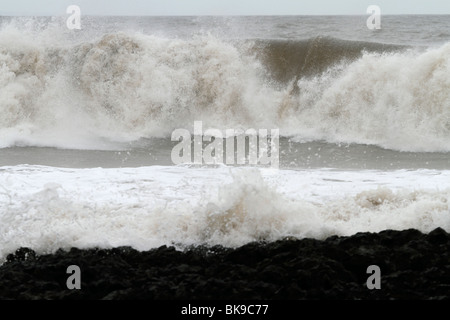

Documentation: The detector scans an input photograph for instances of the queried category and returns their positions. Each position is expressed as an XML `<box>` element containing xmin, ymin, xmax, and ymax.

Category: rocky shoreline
<box><xmin>0</xmin><ymin>228</ymin><xmax>449</xmax><ymax>300</ymax></box>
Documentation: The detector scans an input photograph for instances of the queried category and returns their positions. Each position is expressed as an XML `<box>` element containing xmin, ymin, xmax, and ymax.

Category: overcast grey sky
<box><xmin>1</xmin><ymin>0</ymin><xmax>449</xmax><ymax>16</ymax></box>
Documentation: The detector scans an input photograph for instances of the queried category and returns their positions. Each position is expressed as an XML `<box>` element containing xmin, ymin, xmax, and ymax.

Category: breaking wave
<box><xmin>1</xmin><ymin>19</ymin><xmax>449</xmax><ymax>152</ymax></box>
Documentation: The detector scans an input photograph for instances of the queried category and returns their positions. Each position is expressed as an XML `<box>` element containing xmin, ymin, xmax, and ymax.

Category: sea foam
<box><xmin>0</xmin><ymin>19</ymin><xmax>450</xmax><ymax>152</ymax></box>
<box><xmin>1</xmin><ymin>165</ymin><xmax>449</xmax><ymax>262</ymax></box>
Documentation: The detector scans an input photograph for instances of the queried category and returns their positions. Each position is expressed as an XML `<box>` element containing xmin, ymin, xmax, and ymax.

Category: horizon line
<box><xmin>2</xmin><ymin>13</ymin><xmax>450</xmax><ymax>17</ymax></box>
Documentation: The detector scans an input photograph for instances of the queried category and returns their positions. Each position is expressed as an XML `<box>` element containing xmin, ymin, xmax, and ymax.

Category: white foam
<box><xmin>1</xmin><ymin>165</ymin><xmax>449</xmax><ymax>262</ymax></box>
<box><xmin>289</xmin><ymin>44</ymin><xmax>450</xmax><ymax>152</ymax></box>
<box><xmin>1</xmin><ymin>20</ymin><xmax>450</xmax><ymax>152</ymax></box>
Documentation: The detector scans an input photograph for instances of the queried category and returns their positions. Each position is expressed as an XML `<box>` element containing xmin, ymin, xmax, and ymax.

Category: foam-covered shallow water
<box><xmin>1</xmin><ymin>165</ymin><xmax>449</xmax><ymax>262</ymax></box>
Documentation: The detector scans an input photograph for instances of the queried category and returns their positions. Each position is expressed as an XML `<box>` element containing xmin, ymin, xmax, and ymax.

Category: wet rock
<box><xmin>426</xmin><ymin>227</ymin><xmax>449</xmax><ymax>245</ymax></box>
<box><xmin>0</xmin><ymin>228</ymin><xmax>449</xmax><ymax>300</ymax></box>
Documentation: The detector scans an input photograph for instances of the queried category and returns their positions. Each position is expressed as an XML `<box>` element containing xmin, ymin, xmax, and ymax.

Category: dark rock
<box><xmin>260</xmin><ymin>265</ymin><xmax>285</xmax><ymax>283</ymax></box>
<box><xmin>426</xmin><ymin>227</ymin><xmax>450</xmax><ymax>245</ymax></box>
<box><xmin>6</xmin><ymin>248</ymin><xmax>36</xmax><ymax>262</ymax></box>
<box><xmin>224</xmin><ymin>243</ymin><xmax>266</xmax><ymax>265</ymax></box>
<box><xmin>0</xmin><ymin>228</ymin><xmax>449</xmax><ymax>300</ymax></box>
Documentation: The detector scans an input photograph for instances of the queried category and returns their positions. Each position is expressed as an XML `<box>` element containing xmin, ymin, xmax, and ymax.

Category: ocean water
<box><xmin>1</xmin><ymin>15</ymin><xmax>450</xmax><ymax>261</ymax></box>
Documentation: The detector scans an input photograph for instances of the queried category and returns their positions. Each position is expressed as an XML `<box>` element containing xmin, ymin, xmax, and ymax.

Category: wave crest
<box><xmin>0</xmin><ymin>23</ymin><xmax>449</xmax><ymax>152</ymax></box>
